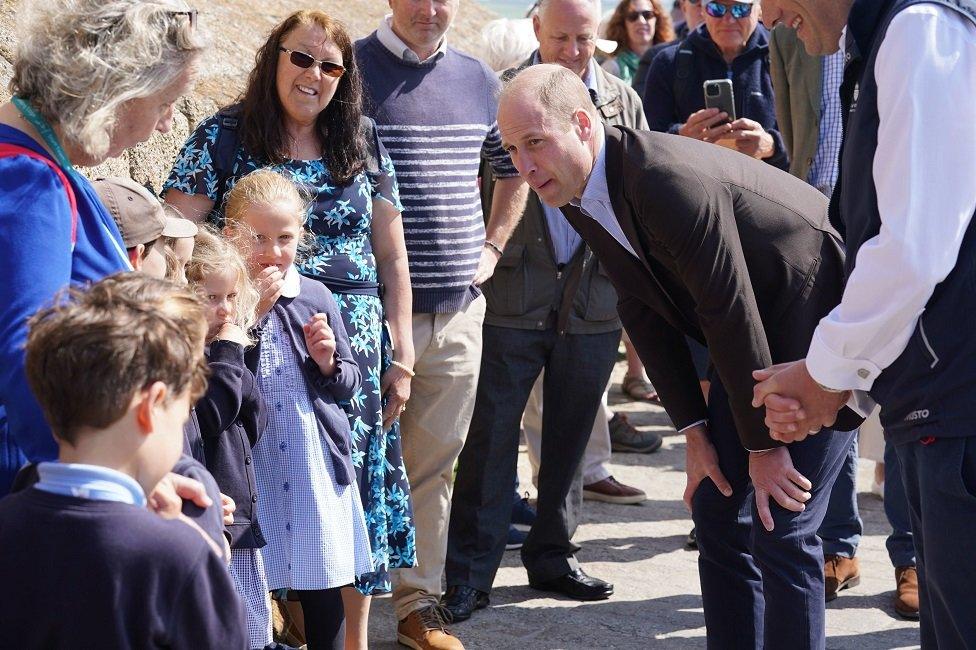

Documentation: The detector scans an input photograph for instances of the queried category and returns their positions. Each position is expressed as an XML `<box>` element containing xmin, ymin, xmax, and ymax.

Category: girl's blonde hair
<box><xmin>186</xmin><ymin>226</ymin><xmax>260</xmax><ymax>344</ymax></box>
<box><xmin>11</xmin><ymin>0</ymin><xmax>205</xmax><ymax>161</ymax></box>
<box><xmin>222</xmin><ymin>169</ymin><xmax>312</xmax><ymax>261</ymax></box>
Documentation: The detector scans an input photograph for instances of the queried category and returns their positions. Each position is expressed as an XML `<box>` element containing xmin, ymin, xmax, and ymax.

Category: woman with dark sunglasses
<box><xmin>642</xmin><ymin>0</ymin><xmax>790</xmax><ymax>170</ymax></box>
<box><xmin>164</xmin><ymin>10</ymin><xmax>415</xmax><ymax>649</ymax></box>
<box><xmin>601</xmin><ymin>0</ymin><xmax>675</xmax><ymax>83</ymax></box>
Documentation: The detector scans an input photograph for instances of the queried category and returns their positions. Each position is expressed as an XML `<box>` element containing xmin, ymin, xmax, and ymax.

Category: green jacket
<box><xmin>769</xmin><ymin>25</ymin><xmax>822</xmax><ymax>182</ymax></box>
<box><xmin>480</xmin><ymin>56</ymin><xmax>648</xmax><ymax>334</ymax></box>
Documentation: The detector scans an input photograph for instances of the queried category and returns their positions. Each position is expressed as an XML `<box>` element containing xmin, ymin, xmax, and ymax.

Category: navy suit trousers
<box><xmin>692</xmin><ymin>379</ymin><xmax>855</xmax><ymax>650</ymax></box>
<box><xmin>895</xmin><ymin>435</ymin><xmax>976</xmax><ymax>650</ymax></box>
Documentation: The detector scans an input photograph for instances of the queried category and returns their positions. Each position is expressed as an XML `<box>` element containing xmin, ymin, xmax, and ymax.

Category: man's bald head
<box><xmin>536</xmin><ymin>0</ymin><xmax>601</xmax><ymax>22</ymax></box>
<box><xmin>497</xmin><ymin>64</ymin><xmax>600</xmax><ymax>208</ymax></box>
<box><xmin>533</xmin><ymin>0</ymin><xmax>601</xmax><ymax>77</ymax></box>
<box><xmin>500</xmin><ymin>64</ymin><xmax>596</xmax><ymax>131</ymax></box>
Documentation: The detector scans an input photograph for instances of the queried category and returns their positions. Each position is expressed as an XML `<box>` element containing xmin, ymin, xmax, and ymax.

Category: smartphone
<box><xmin>703</xmin><ymin>79</ymin><xmax>736</xmax><ymax>124</ymax></box>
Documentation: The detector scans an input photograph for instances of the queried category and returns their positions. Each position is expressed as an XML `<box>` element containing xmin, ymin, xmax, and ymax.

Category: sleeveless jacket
<box><xmin>836</xmin><ymin>0</ymin><xmax>976</xmax><ymax>441</ymax></box>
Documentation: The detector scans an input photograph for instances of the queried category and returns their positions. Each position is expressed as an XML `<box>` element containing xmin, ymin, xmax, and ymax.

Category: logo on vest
<box><xmin>904</xmin><ymin>409</ymin><xmax>930</xmax><ymax>422</ymax></box>
<box><xmin>849</xmin><ymin>83</ymin><xmax>860</xmax><ymax>113</ymax></box>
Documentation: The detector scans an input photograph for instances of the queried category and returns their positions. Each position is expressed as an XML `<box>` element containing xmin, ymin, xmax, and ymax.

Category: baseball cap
<box><xmin>94</xmin><ymin>177</ymin><xmax>198</xmax><ymax>249</ymax></box>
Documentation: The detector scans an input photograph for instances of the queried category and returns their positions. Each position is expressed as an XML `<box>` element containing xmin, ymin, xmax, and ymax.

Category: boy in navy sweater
<box><xmin>0</xmin><ymin>274</ymin><xmax>247</xmax><ymax>649</ymax></box>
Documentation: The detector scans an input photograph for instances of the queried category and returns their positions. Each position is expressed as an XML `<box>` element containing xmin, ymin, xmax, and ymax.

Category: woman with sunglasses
<box><xmin>0</xmin><ymin>1</ymin><xmax>204</xmax><ymax>490</ymax></box>
<box><xmin>164</xmin><ymin>10</ymin><xmax>414</xmax><ymax>649</ymax></box>
<box><xmin>601</xmin><ymin>0</ymin><xmax>675</xmax><ymax>83</ymax></box>
<box><xmin>642</xmin><ymin>0</ymin><xmax>790</xmax><ymax>170</ymax></box>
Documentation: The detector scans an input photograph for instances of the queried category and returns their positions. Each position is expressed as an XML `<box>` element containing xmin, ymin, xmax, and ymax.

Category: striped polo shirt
<box><xmin>356</xmin><ymin>29</ymin><xmax>520</xmax><ymax>314</ymax></box>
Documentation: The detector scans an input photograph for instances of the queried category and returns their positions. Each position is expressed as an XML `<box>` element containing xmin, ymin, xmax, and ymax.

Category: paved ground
<box><xmin>366</xmin><ymin>362</ymin><xmax>922</xmax><ymax>649</ymax></box>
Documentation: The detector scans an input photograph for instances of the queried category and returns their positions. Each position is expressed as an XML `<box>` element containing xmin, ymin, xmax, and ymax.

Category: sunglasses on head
<box><xmin>626</xmin><ymin>10</ymin><xmax>655</xmax><ymax>22</ymax></box>
<box><xmin>705</xmin><ymin>1</ymin><xmax>753</xmax><ymax>18</ymax></box>
<box><xmin>278</xmin><ymin>47</ymin><xmax>345</xmax><ymax>78</ymax></box>
<box><xmin>167</xmin><ymin>8</ymin><xmax>198</xmax><ymax>30</ymax></box>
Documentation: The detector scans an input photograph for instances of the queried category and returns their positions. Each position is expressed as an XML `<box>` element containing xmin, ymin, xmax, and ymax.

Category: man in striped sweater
<box><xmin>356</xmin><ymin>2</ymin><xmax>528</xmax><ymax>649</ymax></box>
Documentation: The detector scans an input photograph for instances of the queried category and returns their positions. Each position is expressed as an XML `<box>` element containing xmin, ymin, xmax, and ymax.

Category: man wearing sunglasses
<box><xmin>643</xmin><ymin>0</ymin><xmax>790</xmax><ymax>170</ymax></box>
<box><xmin>753</xmin><ymin>0</ymin><xmax>976</xmax><ymax>647</ymax></box>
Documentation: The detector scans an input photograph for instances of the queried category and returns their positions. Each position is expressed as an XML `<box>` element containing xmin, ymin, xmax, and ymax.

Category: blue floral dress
<box><xmin>165</xmin><ymin>115</ymin><xmax>416</xmax><ymax>595</ymax></box>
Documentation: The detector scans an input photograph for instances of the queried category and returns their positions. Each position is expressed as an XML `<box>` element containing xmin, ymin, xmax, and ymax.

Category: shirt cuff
<box><xmin>678</xmin><ymin>419</ymin><xmax>708</xmax><ymax>434</ymax></box>
<box><xmin>806</xmin><ymin>329</ymin><xmax>882</xmax><ymax>392</ymax></box>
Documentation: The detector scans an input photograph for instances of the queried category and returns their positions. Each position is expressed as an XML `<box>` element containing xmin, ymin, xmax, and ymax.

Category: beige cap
<box><xmin>94</xmin><ymin>177</ymin><xmax>197</xmax><ymax>248</ymax></box>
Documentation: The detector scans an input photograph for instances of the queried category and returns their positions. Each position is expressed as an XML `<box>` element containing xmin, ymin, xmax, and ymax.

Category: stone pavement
<box><xmin>366</xmin><ymin>362</ymin><xmax>922</xmax><ymax>650</ymax></box>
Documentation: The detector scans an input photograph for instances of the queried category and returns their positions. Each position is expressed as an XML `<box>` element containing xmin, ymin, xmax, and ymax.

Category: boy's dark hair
<box><xmin>24</xmin><ymin>274</ymin><xmax>210</xmax><ymax>444</ymax></box>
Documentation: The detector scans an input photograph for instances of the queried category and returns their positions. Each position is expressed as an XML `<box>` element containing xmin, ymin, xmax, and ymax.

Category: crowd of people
<box><xmin>0</xmin><ymin>0</ymin><xmax>973</xmax><ymax>649</ymax></box>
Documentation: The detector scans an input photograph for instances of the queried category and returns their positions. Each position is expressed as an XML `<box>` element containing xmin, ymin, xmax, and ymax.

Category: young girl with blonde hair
<box><xmin>186</xmin><ymin>227</ymin><xmax>271</xmax><ymax>649</ymax></box>
<box><xmin>224</xmin><ymin>169</ymin><xmax>372</xmax><ymax>650</ymax></box>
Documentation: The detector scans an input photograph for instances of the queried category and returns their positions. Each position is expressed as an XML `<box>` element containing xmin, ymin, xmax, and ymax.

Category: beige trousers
<box><xmin>392</xmin><ymin>295</ymin><xmax>486</xmax><ymax>619</ymax></box>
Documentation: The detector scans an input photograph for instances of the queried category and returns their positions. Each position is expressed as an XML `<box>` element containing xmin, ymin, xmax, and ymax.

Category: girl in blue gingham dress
<box><xmin>224</xmin><ymin>170</ymin><xmax>372</xmax><ymax>648</ymax></box>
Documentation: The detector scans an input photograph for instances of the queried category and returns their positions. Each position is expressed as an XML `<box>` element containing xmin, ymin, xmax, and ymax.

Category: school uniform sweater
<box><xmin>0</xmin><ymin>488</ymin><xmax>247</xmax><ymax>649</ymax></box>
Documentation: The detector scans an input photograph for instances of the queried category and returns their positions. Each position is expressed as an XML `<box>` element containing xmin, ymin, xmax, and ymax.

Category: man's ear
<box><xmin>532</xmin><ymin>13</ymin><xmax>542</xmax><ymax>39</ymax></box>
<box><xmin>134</xmin><ymin>381</ymin><xmax>168</xmax><ymax>436</ymax></box>
<box><xmin>575</xmin><ymin>109</ymin><xmax>595</xmax><ymax>142</ymax></box>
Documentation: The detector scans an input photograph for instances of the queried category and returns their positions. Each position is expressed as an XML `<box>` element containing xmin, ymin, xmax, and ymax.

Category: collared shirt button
<box><xmin>285</xmin><ymin>522</ymin><xmax>291</xmax><ymax>532</ymax></box>
<box><xmin>283</xmin><ymin>481</ymin><xmax>290</xmax><ymax>491</ymax></box>
<box><xmin>857</xmin><ymin>368</ymin><xmax>870</xmax><ymax>379</ymax></box>
<box><xmin>279</xmin><ymin>441</ymin><xmax>288</xmax><ymax>451</ymax></box>
<box><xmin>276</xmin><ymin>367</ymin><xmax>282</xmax><ymax>376</ymax></box>
<box><xmin>276</xmin><ymin>402</ymin><xmax>283</xmax><ymax>411</ymax></box>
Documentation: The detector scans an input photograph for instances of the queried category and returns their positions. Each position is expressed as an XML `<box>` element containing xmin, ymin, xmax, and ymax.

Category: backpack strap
<box><xmin>359</xmin><ymin>115</ymin><xmax>380</xmax><ymax>175</ymax></box>
<box><xmin>0</xmin><ymin>143</ymin><xmax>78</xmax><ymax>247</ymax></box>
<box><xmin>210</xmin><ymin>104</ymin><xmax>243</xmax><ymax>225</ymax></box>
<box><xmin>672</xmin><ymin>46</ymin><xmax>695</xmax><ymax>112</ymax></box>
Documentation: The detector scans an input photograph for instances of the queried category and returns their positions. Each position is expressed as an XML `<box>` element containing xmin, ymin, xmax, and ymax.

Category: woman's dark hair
<box><xmin>237</xmin><ymin>10</ymin><xmax>365</xmax><ymax>184</ymax></box>
<box><xmin>605</xmin><ymin>0</ymin><xmax>675</xmax><ymax>54</ymax></box>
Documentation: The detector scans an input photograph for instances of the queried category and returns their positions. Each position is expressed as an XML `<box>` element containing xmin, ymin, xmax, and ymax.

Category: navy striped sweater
<box><xmin>356</xmin><ymin>32</ymin><xmax>519</xmax><ymax>314</ymax></box>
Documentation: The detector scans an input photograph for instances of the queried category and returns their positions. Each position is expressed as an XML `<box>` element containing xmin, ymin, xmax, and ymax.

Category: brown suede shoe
<box><xmin>894</xmin><ymin>566</ymin><xmax>920</xmax><ymax>619</ymax></box>
<box><xmin>583</xmin><ymin>475</ymin><xmax>647</xmax><ymax>505</ymax></box>
<box><xmin>824</xmin><ymin>555</ymin><xmax>860</xmax><ymax>602</ymax></box>
<box><xmin>397</xmin><ymin>605</ymin><xmax>465</xmax><ymax>650</ymax></box>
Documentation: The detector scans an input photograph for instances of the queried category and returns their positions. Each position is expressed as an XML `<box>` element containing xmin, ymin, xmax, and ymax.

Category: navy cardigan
<box><xmin>245</xmin><ymin>275</ymin><xmax>360</xmax><ymax>487</ymax></box>
<box><xmin>198</xmin><ymin>339</ymin><xmax>267</xmax><ymax>549</ymax></box>
<box><xmin>642</xmin><ymin>24</ymin><xmax>789</xmax><ymax>170</ymax></box>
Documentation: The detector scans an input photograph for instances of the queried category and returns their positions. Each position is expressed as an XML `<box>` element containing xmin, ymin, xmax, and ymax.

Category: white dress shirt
<box><xmin>807</xmin><ymin>4</ymin><xmax>976</xmax><ymax>392</ymax></box>
<box><xmin>376</xmin><ymin>15</ymin><xmax>448</xmax><ymax>63</ymax></box>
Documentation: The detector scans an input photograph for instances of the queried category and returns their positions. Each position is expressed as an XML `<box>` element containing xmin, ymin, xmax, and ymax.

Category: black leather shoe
<box><xmin>442</xmin><ymin>585</ymin><xmax>490</xmax><ymax>623</ymax></box>
<box><xmin>528</xmin><ymin>568</ymin><xmax>613</xmax><ymax>601</ymax></box>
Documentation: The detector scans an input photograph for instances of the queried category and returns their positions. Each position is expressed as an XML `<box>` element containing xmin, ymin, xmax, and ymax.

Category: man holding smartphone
<box><xmin>642</xmin><ymin>0</ymin><xmax>789</xmax><ymax>169</ymax></box>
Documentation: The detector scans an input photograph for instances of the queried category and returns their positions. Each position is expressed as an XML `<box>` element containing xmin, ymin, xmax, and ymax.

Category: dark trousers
<box><xmin>446</xmin><ymin>325</ymin><xmax>620</xmax><ymax>590</ymax></box>
<box><xmin>819</xmin><ymin>436</ymin><xmax>863</xmax><ymax>558</ymax></box>
<box><xmin>692</xmin><ymin>379</ymin><xmax>855</xmax><ymax>650</ymax></box>
<box><xmin>883</xmin><ymin>440</ymin><xmax>916</xmax><ymax>568</ymax></box>
<box><xmin>895</xmin><ymin>436</ymin><xmax>976</xmax><ymax>649</ymax></box>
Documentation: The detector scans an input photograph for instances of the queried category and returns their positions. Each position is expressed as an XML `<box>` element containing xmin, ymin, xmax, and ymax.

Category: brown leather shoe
<box><xmin>824</xmin><ymin>555</ymin><xmax>860</xmax><ymax>602</ymax></box>
<box><xmin>894</xmin><ymin>566</ymin><xmax>920</xmax><ymax>619</ymax></box>
<box><xmin>397</xmin><ymin>605</ymin><xmax>465</xmax><ymax>650</ymax></box>
<box><xmin>582</xmin><ymin>475</ymin><xmax>646</xmax><ymax>505</ymax></box>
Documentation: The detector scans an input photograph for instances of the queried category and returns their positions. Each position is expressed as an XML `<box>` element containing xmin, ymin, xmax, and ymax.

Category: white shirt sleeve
<box><xmin>806</xmin><ymin>4</ymin><xmax>976</xmax><ymax>391</ymax></box>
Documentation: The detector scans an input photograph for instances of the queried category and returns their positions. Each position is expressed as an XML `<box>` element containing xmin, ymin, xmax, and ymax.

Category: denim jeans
<box><xmin>818</xmin><ymin>436</ymin><xmax>863</xmax><ymax>558</ymax></box>
<box><xmin>884</xmin><ymin>440</ymin><xmax>916</xmax><ymax>568</ymax></box>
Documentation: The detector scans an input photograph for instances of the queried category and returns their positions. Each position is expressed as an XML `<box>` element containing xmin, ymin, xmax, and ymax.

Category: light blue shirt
<box><xmin>532</xmin><ymin>52</ymin><xmax>603</xmax><ymax>265</ymax></box>
<box><xmin>34</xmin><ymin>462</ymin><xmax>146</xmax><ymax>506</ymax></box>
<box><xmin>808</xmin><ymin>50</ymin><xmax>844</xmax><ymax>196</ymax></box>
<box><xmin>571</xmin><ymin>124</ymin><xmax>640</xmax><ymax>260</ymax></box>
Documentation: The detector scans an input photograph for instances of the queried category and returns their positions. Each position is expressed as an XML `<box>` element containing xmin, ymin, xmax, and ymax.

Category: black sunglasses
<box><xmin>626</xmin><ymin>10</ymin><xmax>656</xmax><ymax>22</ymax></box>
<box><xmin>167</xmin><ymin>9</ymin><xmax>197</xmax><ymax>30</ymax></box>
<box><xmin>278</xmin><ymin>47</ymin><xmax>345</xmax><ymax>78</ymax></box>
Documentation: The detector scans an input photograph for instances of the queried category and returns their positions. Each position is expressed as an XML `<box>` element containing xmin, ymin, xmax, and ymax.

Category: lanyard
<box><xmin>12</xmin><ymin>96</ymin><xmax>133</xmax><ymax>269</ymax></box>
<box><xmin>12</xmin><ymin>96</ymin><xmax>77</xmax><ymax>173</ymax></box>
